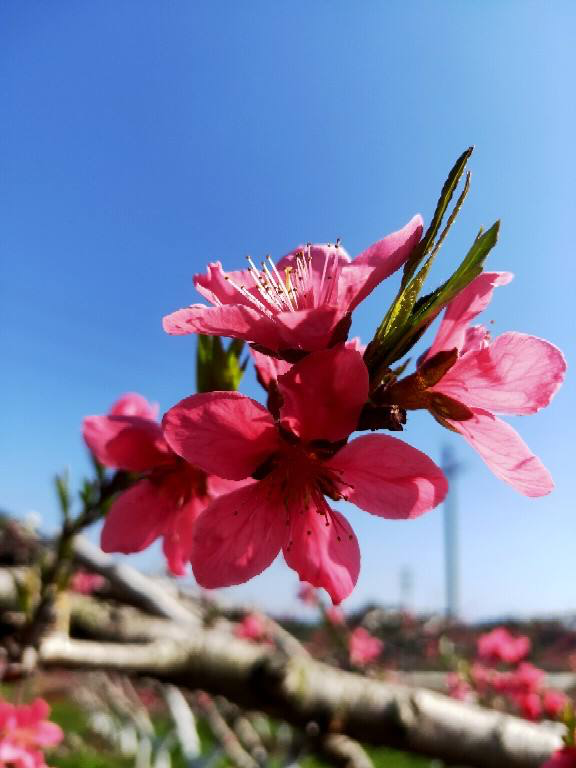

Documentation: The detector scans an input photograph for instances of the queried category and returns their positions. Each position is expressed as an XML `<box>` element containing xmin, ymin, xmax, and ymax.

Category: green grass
<box><xmin>46</xmin><ymin>694</ymin><xmax>440</xmax><ymax>768</ymax></box>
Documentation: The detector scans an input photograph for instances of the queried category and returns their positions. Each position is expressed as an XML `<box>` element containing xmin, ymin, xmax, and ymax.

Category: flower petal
<box><xmin>427</xmin><ymin>271</ymin><xmax>513</xmax><ymax>358</ymax></box>
<box><xmin>327</xmin><ymin>434</ymin><xmax>448</xmax><ymax>518</ymax></box>
<box><xmin>83</xmin><ymin>415</ymin><xmax>170</xmax><ymax>471</ymax></box>
<box><xmin>162</xmin><ymin>303</ymin><xmax>282</xmax><ymax>349</ymax></box>
<box><xmin>108</xmin><ymin>392</ymin><xmax>159</xmax><ymax>420</ymax></box>
<box><xmin>340</xmin><ymin>215</ymin><xmax>424</xmax><ymax>311</ymax></box>
<box><xmin>278</xmin><ymin>346</ymin><xmax>368</xmax><ymax>443</ymax></box>
<box><xmin>162</xmin><ymin>495</ymin><xmax>207</xmax><ymax>576</ymax></box>
<box><xmin>194</xmin><ymin>261</ymin><xmax>253</xmax><ymax>306</ymax></box>
<box><xmin>275</xmin><ymin>306</ymin><xmax>347</xmax><ymax>351</ymax></box>
<box><xmin>276</xmin><ymin>242</ymin><xmax>351</xmax><ymax>282</ymax></box>
<box><xmin>251</xmin><ymin>348</ymin><xmax>291</xmax><ymax>389</ymax></box>
<box><xmin>283</xmin><ymin>498</ymin><xmax>360</xmax><ymax>605</ymax></box>
<box><xmin>449</xmin><ymin>408</ymin><xmax>554</xmax><ymax>496</ymax></box>
<box><xmin>100</xmin><ymin>480</ymin><xmax>169</xmax><ymax>554</ymax></box>
<box><xmin>435</xmin><ymin>332</ymin><xmax>566</xmax><ymax>415</ymax></box>
<box><xmin>163</xmin><ymin>392</ymin><xmax>279</xmax><ymax>480</ymax></box>
<box><xmin>190</xmin><ymin>480</ymin><xmax>284</xmax><ymax>588</ymax></box>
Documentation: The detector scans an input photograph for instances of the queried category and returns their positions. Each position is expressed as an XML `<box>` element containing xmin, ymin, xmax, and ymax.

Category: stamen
<box><xmin>224</xmin><ymin>275</ymin><xmax>274</xmax><ymax>318</ymax></box>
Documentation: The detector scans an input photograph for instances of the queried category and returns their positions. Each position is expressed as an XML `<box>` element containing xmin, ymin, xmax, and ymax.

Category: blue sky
<box><xmin>2</xmin><ymin>1</ymin><xmax>574</xmax><ymax>620</ymax></box>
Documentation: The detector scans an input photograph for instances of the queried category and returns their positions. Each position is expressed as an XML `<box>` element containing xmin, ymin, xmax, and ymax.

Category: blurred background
<box><xmin>2</xmin><ymin>1</ymin><xmax>574</xmax><ymax>621</ymax></box>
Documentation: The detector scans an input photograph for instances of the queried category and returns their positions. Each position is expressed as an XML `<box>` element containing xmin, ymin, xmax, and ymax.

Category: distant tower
<box><xmin>442</xmin><ymin>445</ymin><xmax>461</xmax><ymax>619</ymax></box>
<box><xmin>399</xmin><ymin>566</ymin><xmax>414</xmax><ymax>612</ymax></box>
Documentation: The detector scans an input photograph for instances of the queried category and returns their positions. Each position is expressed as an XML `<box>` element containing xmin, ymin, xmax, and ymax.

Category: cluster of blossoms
<box><xmin>0</xmin><ymin>698</ymin><xmax>63</xmax><ymax>768</ymax></box>
<box><xmin>296</xmin><ymin>582</ymin><xmax>382</xmax><ymax>667</ymax></box>
<box><xmin>447</xmin><ymin>627</ymin><xmax>570</xmax><ymax>722</ymax></box>
<box><xmin>83</xmin><ymin>155</ymin><xmax>565</xmax><ymax>605</ymax></box>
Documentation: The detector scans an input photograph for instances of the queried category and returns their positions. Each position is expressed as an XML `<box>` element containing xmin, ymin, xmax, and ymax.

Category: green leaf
<box><xmin>368</xmin><ymin>220</ymin><xmax>499</xmax><ymax>372</ymax></box>
<box><xmin>402</xmin><ymin>146</ymin><xmax>474</xmax><ymax>286</ymax></box>
<box><xmin>196</xmin><ymin>334</ymin><xmax>247</xmax><ymax>393</ymax></box>
<box><xmin>412</xmin><ymin>220</ymin><xmax>500</xmax><ymax>330</ymax></box>
<box><xmin>367</xmin><ymin>151</ymin><xmax>473</xmax><ymax>372</ymax></box>
<box><xmin>54</xmin><ymin>470</ymin><xmax>71</xmax><ymax>523</ymax></box>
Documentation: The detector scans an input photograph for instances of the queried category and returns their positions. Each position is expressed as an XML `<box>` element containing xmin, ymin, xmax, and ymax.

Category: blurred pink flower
<box><xmin>163</xmin><ymin>346</ymin><xmax>447</xmax><ymax>604</ymax></box>
<box><xmin>516</xmin><ymin>691</ymin><xmax>542</xmax><ymax>721</ymax></box>
<box><xmin>348</xmin><ymin>627</ymin><xmax>383</xmax><ymax>667</ymax></box>
<box><xmin>163</xmin><ymin>217</ymin><xmax>423</xmax><ymax>357</ymax></box>
<box><xmin>70</xmin><ymin>569</ymin><xmax>105</xmax><ymax>595</ymax></box>
<box><xmin>0</xmin><ymin>697</ymin><xmax>63</xmax><ymax>768</ymax></box>
<box><xmin>542</xmin><ymin>689</ymin><xmax>569</xmax><ymax>719</ymax></box>
<box><xmin>83</xmin><ymin>393</ymin><xmax>237</xmax><ymax>576</ymax></box>
<box><xmin>297</xmin><ymin>583</ymin><xmax>319</xmax><ymax>607</ymax></box>
<box><xmin>542</xmin><ymin>748</ymin><xmax>576</xmax><ymax>768</ymax></box>
<box><xmin>325</xmin><ymin>606</ymin><xmax>345</xmax><ymax>626</ymax></box>
<box><xmin>477</xmin><ymin>627</ymin><xmax>531</xmax><ymax>665</ymax></box>
<box><xmin>234</xmin><ymin>613</ymin><xmax>268</xmax><ymax>642</ymax></box>
<box><xmin>423</xmin><ymin>272</ymin><xmax>566</xmax><ymax>496</ymax></box>
<box><xmin>446</xmin><ymin>672</ymin><xmax>473</xmax><ymax>702</ymax></box>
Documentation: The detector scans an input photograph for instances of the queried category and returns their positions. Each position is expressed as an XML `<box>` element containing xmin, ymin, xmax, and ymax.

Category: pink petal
<box><xmin>251</xmin><ymin>347</ymin><xmax>291</xmax><ymax>389</ymax></box>
<box><xmin>194</xmin><ymin>261</ymin><xmax>253</xmax><ymax>306</ymax></box>
<box><xmin>108</xmin><ymin>392</ymin><xmax>159</xmax><ymax>421</ymax></box>
<box><xmin>190</xmin><ymin>480</ymin><xmax>284</xmax><ymax>588</ymax></box>
<box><xmin>32</xmin><ymin>721</ymin><xmax>64</xmax><ymax>747</ymax></box>
<box><xmin>100</xmin><ymin>480</ymin><xmax>168</xmax><ymax>554</ymax></box>
<box><xmin>278</xmin><ymin>346</ymin><xmax>368</xmax><ymax>443</ymax></box>
<box><xmin>276</xmin><ymin>242</ymin><xmax>351</xmax><ymax>276</ymax></box>
<box><xmin>327</xmin><ymin>434</ymin><xmax>448</xmax><ymax>519</ymax></box>
<box><xmin>460</xmin><ymin>324</ymin><xmax>491</xmax><ymax>355</ymax></box>
<box><xmin>283</xmin><ymin>498</ymin><xmax>360</xmax><ymax>605</ymax></box>
<box><xmin>83</xmin><ymin>415</ymin><xmax>171</xmax><ymax>471</ymax></box>
<box><xmin>162</xmin><ymin>304</ymin><xmax>282</xmax><ymax>349</ymax></box>
<box><xmin>435</xmin><ymin>332</ymin><xmax>566</xmax><ymax>415</ymax></box>
<box><xmin>162</xmin><ymin>495</ymin><xmax>206</xmax><ymax>576</ymax></box>
<box><xmin>340</xmin><ymin>215</ymin><xmax>424</xmax><ymax>311</ymax></box>
<box><xmin>275</xmin><ymin>306</ymin><xmax>347</xmax><ymax>351</ymax></box>
<box><xmin>449</xmin><ymin>408</ymin><xmax>554</xmax><ymax>496</ymax></box>
<box><xmin>427</xmin><ymin>271</ymin><xmax>513</xmax><ymax>358</ymax></box>
<box><xmin>163</xmin><ymin>392</ymin><xmax>279</xmax><ymax>480</ymax></box>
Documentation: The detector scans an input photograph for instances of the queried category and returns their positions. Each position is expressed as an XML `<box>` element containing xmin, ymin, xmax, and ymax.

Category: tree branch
<box><xmin>39</xmin><ymin>633</ymin><xmax>562</xmax><ymax>768</ymax></box>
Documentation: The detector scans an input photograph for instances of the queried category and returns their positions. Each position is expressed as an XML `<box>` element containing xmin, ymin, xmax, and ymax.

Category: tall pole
<box><xmin>442</xmin><ymin>445</ymin><xmax>460</xmax><ymax>620</ymax></box>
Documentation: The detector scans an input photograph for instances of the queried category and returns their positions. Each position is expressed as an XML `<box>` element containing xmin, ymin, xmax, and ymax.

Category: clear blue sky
<box><xmin>2</xmin><ymin>1</ymin><xmax>574</xmax><ymax>620</ymax></box>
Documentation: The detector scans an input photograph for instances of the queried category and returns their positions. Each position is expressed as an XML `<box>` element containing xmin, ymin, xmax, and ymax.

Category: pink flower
<box><xmin>297</xmin><ymin>583</ymin><xmax>319</xmax><ymax>607</ymax></box>
<box><xmin>234</xmin><ymin>613</ymin><xmax>268</xmax><ymax>642</ymax></box>
<box><xmin>83</xmin><ymin>393</ymin><xmax>236</xmax><ymax>576</ymax></box>
<box><xmin>163</xmin><ymin>345</ymin><xmax>448</xmax><ymax>604</ymax></box>
<box><xmin>517</xmin><ymin>690</ymin><xmax>542</xmax><ymax>721</ymax></box>
<box><xmin>163</xmin><ymin>217</ymin><xmax>423</xmax><ymax>357</ymax></box>
<box><xmin>542</xmin><ymin>748</ymin><xmax>576</xmax><ymax>768</ymax></box>
<box><xmin>0</xmin><ymin>697</ymin><xmax>63</xmax><ymax>768</ymax></box>
<box><xmin>477</xmin><ymin>627</ymin><xmax>531</xmax><ymax>665</ymax></box>
<box><xmin>419</xmin><ymin>272</ymin><xmax>565</xmax><ymax>496</ymax></box>
<box><xmin>325</xmin><ymin>606</ymin><xmax>345</xmax><ymax>626</ymax></box>
<box><xmin>446</xmin><ymin>672</ymin><xmax>473</xmax><ymax>701</ymax></box>
<box><xmin>70</xmin><ymin>569</ymin><xmax>105</xmax><ymax>595</ymax></box>
<box><xmin>542</xmin><ymin>689</ymin><xmax>569</xmax><ymax>719</ymax></box>
<box><xmin>348</xmin><ymin>627</ymin><xmax>383</xmax><ymax>667</ymax></box>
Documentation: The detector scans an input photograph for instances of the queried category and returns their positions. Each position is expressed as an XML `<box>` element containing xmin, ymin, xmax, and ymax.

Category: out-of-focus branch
<box><xmin>20</xmin><ymin>471</ymin><xmax>130</xmax><ymax>647</ymax></box>
<box><xmin>39</xmin><ymin>633</ymin><xmax>563</xmax><ymax>768</ymax></box>
<box><xmin>320</xmin><ymin>735</ymin><xmax>374</xmax><ymax>768</ymax></box>
<box><xmin>162</xmin><ymin>685</ymin><xmax>202</xmax><ymax>764</ymax></box>
<box><xmin>73</xmin><ymin>536</ymin><xmax>200</xmax><ymax>626</ymax></box>
<box><xmin>196</xmin><ymin>692</ymin><xmax>260</xmax><ymax>768</ymax></box>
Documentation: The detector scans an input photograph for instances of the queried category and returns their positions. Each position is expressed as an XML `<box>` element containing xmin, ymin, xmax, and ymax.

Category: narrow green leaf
<box><xmin>384</xmin><ymin>220</ymin><xmax>500</xmax><ymax>366</ymax></box>
<box><xmin>196</xmin><ymin>334</ymin><xmax>246</xmax><ymax>393</ymax></box>
<box><xmin>402</xmin><ymin>146</ymin><xmax>474</xmax><ymax>286</ymax></box>
<box><xmin>413</xmin><ymin>220</ymin><xmax>500</xmax><ymax>328</ymax></box>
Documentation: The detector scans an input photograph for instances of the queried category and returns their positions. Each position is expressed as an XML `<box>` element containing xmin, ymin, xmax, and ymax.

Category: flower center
<box><xmin>222</xmin><ymin>245</ymin><xmax>343</xmax><ymax>318</ymax></box>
